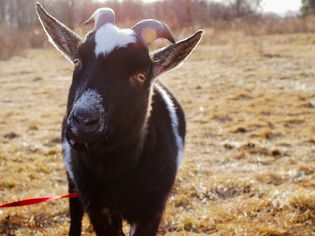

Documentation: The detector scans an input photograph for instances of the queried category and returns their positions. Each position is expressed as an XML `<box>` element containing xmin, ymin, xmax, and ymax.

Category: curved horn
<box><xmin>132</xmin><ymin>19</ymin><xmax>175</xmax><ymax>46</ymax></box>
<box><xmin>84</xmin><ymin>8</ymin><xmax>115</xmax><ymax>30</ymax></box>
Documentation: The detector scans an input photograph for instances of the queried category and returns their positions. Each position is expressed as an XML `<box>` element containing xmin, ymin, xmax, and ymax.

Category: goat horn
<box><xmin>83</xmin><ymin>8</ymin><xmax>115</xmax><ymax>30</ymax></box>
<box><xmin>132</xmin><ymin>19</ymin><xmax>175</xmax><ymax>46</ymax></box>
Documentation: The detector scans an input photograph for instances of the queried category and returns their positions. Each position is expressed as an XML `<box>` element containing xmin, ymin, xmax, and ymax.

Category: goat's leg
<box><xmin>88</xmin><ymin>207</ymin><xmax>125</xmax><ymax>236</ymax></box>
<box><xmin>132</xmin><ymin>212</ymin><xmax>162</xmax><ymax>236</ymax></box>
<box><xmin>68</xmin><ymin>178</ymin><xmax>84</xmax><ymax>236</ymax></box>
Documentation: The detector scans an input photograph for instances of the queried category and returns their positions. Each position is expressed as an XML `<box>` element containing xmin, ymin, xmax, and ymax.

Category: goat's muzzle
<box><xmin>66</xmin><ymin>107</ymin><xmax>103</xmax><ymax>151</ymax></box>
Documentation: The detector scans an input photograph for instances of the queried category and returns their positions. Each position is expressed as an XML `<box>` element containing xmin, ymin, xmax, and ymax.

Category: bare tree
<box><xmin>0</xmin><ymin>0</ymin><xmax>263</xmax><ymax>30</ymax></box>
<box><xmin>0</xmin><ymin>0</ymin><xmax>5</xmax><ymax>23</ymax></box>
<box><xmin>301</xmin><ymin>0</ymin><xmax>315</xmax><ymax>16</ymax></box>
<box><xmin>228</xmin><ymin>0</ymin><xmax>262</xmax><ymax>18</ymax></box>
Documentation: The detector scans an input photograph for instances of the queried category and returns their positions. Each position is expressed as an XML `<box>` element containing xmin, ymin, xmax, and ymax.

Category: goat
<box><xmin>36</xmin><ymin>3</ymin><xmax>202</xmax><ymax>236</ymax></box>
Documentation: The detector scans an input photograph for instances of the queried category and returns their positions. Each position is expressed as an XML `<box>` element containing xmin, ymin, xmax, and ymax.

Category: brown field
<box><xmin>1</xmin><ymin>31</ymin><xmax>315</xmax><ymax>235</ymax></box>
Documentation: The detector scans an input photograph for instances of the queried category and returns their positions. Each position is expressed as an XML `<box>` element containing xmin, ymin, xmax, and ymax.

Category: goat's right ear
<box><xmin>36</xmin><ymin>2</ymin><xmax>81</xmax><ymax>62</ymax></box>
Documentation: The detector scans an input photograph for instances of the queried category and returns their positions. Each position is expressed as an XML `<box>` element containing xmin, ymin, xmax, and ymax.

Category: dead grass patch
<box><xmin>1</xmin><ymin>32</ymin><xmax>315</xmax><ymax>235</ymax></box>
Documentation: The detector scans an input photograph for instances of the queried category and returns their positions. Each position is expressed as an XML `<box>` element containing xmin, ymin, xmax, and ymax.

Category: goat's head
<box><xmin>36</xmin><ymin>3</ymin><xmax>203</xmax><ymax>152</ymax></box>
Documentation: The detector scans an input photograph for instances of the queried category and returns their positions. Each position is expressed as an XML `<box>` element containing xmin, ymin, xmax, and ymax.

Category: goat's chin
<box><xmin>66</xmin><ymin>137</ymin><xmax>105</xmax><ymax>152</ymax></box>
<box><xmin>66</xmin><ymin>132</ymin><xmax>98</xmax><ymax>152</ymax></box>
<box><xmin>66</xmin><ymin>132</ymin><xmax>114</xmax><ymax>153</ymax></box>
<box><xmin>70</xmin><ymin>141</ymin><xmax>87</xmax><ymax>152</ymax></box>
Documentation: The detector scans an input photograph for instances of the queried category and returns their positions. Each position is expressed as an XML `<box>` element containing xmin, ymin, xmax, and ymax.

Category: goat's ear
<box><xmin>152</xmin><ymin>30</ymin><xmax>203</xmax><ymax>78</ymax></box>
<box><xmin>36</xmin><ymin>2</ymin><xmax>81</xmax><ymax>62</ymax></box>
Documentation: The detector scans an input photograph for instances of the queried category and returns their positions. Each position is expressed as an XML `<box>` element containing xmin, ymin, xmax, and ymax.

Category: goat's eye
<box><xmin>132</xmin><ymin>73</ymin><xmax>146</xmax><ymax>84</ymax></box>
<box><xmin>73</xmin><ymin>58</ymin><xmax>81</xmax><ymax>69</ymax></box>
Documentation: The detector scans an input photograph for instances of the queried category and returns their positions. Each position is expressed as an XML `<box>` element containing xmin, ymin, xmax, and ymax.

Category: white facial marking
<box><xmin>95</xmin><ymin>23</ymin><xmax>136</xmax><ymax>56</ymax></box>
<box><xmin>155</xmin><ymin>84</ymin><xmax>184</xmax><ymax>167</ymax></box>
<box><xmin>62</xmin><ymin>138</ymin><xmax>75</xmax><ymax>181</ymax></box>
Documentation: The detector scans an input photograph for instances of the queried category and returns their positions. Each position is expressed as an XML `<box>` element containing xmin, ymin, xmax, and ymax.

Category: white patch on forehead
<box><xmin>62</xmin><ymin>138</ymin><xmax>75</xmax><ymax>182</ymax></box>
<box><xmin>95</xmin><ymin>23</ymin><xmax>136</xmax><ymax>56</ymax></box>
<box><xmin>155</xmin><ymin>84</ymin><xmax>184</xmax><ymax>167</ymax></box>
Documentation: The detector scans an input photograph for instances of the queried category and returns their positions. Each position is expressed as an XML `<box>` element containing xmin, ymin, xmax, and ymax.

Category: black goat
<box><xmin>36</xmin><ymin>3</ymin><xmax>202</xmax><ymax>236</ymax></box>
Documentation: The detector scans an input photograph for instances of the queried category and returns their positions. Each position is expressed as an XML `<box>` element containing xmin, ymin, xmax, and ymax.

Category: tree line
<box><xmin>1</xmin><ymin>0</ymin><xmax>315</xmax><ymax>31</ymax></box>
<box><xmin>0</xmin><ymin>0</ymin><xmax>266</xmax><ymax>30</ymax></box>
<box><xmin>1</xmin><ymin>0</ymin><xmax>315</xmax><ymax>60</ymax></box>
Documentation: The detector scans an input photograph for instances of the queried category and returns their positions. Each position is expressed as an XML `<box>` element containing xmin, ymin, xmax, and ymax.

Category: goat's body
<box><xmin>62</xmin><ymin>82</ymin><xmax>185</xmax><ymax>235</ymax></box>
<box><xmin>36</xmin><ymin>4</ymin><xmax>202</xmax><ymax>234</ymax></box>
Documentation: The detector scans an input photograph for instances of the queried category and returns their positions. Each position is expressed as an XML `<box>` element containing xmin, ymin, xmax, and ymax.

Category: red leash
<box><xmin>0</xmin><ymin>193</ymin><xmax>79</xmax><ymax>208</ymax></box>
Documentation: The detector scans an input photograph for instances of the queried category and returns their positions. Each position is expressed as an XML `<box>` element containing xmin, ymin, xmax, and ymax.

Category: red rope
<box><xmin>0</xmin><ymin>193</ymin><xmax>79</xmax><ymax>208</ymax></box>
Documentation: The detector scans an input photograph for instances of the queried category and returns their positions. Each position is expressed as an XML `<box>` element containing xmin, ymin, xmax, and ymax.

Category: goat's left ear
<box><xmin>152</xmin><ymin>30</ymin><xmax>203</xmax><ymax>78</ymax></box>
<box><xmin>36</xmin><ymin>2</ymin><xmax>81</xmax><ymax>62</ymax></box>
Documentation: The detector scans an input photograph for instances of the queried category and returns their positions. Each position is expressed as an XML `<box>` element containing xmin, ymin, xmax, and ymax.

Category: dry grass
<box><xmin>0</xmin><ymin>25</ymin><xmax>47</xmax><ymax>60</ymax></box>
<box><xmin>1</xmin><ymin>31</ymin><xmax>315</xmax><ymax>235</ymax></box>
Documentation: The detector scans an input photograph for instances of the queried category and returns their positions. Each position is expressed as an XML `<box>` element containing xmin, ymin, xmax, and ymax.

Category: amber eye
<box><xmin>73</xmin><ymin>58</ymin><xmax>81</xmax><ymax>69</ymax></box>
<box><xmin>133</xmin><ymin>73</ymin><xmax>146</xmax><ymax>84</ymax></box>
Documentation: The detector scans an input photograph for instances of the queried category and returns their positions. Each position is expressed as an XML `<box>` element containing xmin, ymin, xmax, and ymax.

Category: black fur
<box><xmin>36</xmin><ymin>4</ymin><xmax>202</xmax><ymax>235</ymax></box>
<box><xmin>62</xmin><ymin>33</ymin><xmax>186</xmax><ymax>236</ymax></box>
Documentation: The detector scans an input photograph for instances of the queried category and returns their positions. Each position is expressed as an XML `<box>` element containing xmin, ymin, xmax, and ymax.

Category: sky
<box><xmin>262</xmin><ymin>0</ymin><xmax>301</xmax><ymax>15</ymax></box>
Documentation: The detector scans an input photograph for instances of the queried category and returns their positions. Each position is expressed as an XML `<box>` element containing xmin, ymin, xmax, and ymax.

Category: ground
<box><xmin>0</xmin><ymin>31</ymin><xmax>315</xmax><ymax>235</ymax></box>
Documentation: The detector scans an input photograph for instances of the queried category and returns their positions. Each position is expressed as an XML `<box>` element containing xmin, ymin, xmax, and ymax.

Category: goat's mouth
<box><xmin>65</xmin><ymin>126</ymin><xmax>96</xmax><ymax>152</ymax></box>
<box><xmin>65</xmin><ymin>129</ymin><xmax>89</xmax><ymax>152</ymax></box>
<box><xmin>67</xmin><ymin>137</ymin><xmax>87</xmax><ymax>152</ymax></box>
<box><xmin>65</xmin><ymin>125</ymin><xmax>110</xmax><ymax>152</ymax></box>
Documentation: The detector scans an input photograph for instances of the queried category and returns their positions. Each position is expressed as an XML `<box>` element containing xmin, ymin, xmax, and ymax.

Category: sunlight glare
<box><xmin>262</xmin><ymin>0</ymin><xmax>301</xmax><ymax>14</ymax></box>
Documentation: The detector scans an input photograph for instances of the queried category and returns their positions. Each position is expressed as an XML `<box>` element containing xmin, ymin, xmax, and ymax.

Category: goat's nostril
<box><xmin>71</xmin><ymin>109</ymin><xmax>101</xmax><ymax>130</ymax></box>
